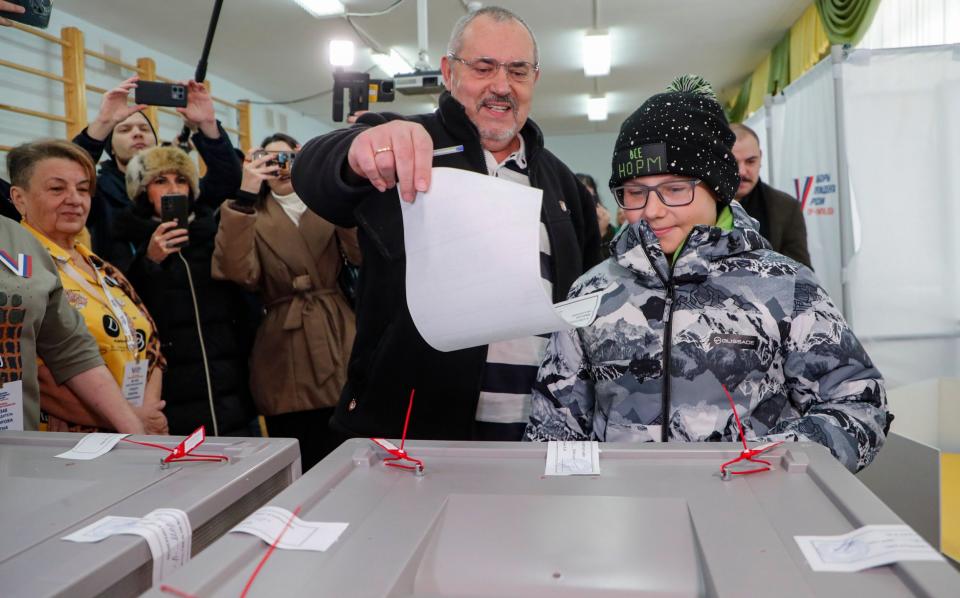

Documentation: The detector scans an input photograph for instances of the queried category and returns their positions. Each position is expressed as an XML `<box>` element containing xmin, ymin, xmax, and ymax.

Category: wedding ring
<box><xmin>374</xmin><ymin>146</ymin><xmax>393</xmax><ymax>155</ymax></box>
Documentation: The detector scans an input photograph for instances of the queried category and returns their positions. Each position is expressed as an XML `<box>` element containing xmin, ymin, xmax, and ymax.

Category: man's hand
<box><xmin>347</xmin><ymin>120</ymin><xmax>434</xmax><ymax>202</ymax></box>
<box><xmin>177</xmin><ymin>80</ymin><xmax>219</xmax><ymax>139</ymax></box>
<box><xmin>86</xmin><ymin>76</ymin><xmax>149</xmax><ymax>141</ymax></box>
<box><xmin>0</xmin><ymin>0</ymin><xmax>25</xmax><ymax>26</ymax></box>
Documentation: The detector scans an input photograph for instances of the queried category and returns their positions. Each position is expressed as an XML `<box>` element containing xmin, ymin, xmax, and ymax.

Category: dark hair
<box><xmin>256</xmin><ymin>132</ymin><xmax>300</xmax><ymax>204</ymax></box>
<box><xmin>575</xmin><ymin>173</ymin><xmax>599</xmax><ymax>205</ymax></box>
<box><xmin>7</xmin><ymin>139</ymin><xmax>97</xmax><ymax>196</ymax></box>
<box><xmin>575</xmin><ymin>173</ymin><xmax>597</xmax><ymax>193</ymax></box>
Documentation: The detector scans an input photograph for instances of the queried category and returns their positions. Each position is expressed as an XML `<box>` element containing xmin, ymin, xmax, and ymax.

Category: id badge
<box><xmin>0</xmin><ymin>379</ymin><xmax>24</xmax><ymax>431</ymax></box>
<box><xmin>122</xmin><ymin>361</ymin><xmax>148</xmax><ymax>407</ymax></box>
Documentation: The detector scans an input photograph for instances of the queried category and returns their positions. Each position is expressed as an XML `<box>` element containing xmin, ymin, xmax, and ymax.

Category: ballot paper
<box><xmin>795</xmin><ymin>524</ymin><xmax>943</xmax><ymax>572</ymax></box>
<box><xmin>63</xmin><ymin>508</ymin><xmax>192</xmax><ymax>584</ymax></box>
<box><xmin>401</xmin><ymin>167</ymin><xmax>604</xmax><ymax>352</ymax></box>
<box><xmin>54</xmin><ymin>433</ymin><xmax>129</xmax><ymax>460</ymax></box>
<box><xmin>544</xmin><ymin>440</ymin><xmax>601</xmax><ymax>476</ymax></box>
<box><xmin>231</xmin><ymin>506</ymin><xmax>348</xmax><ymax>552</ymax></box>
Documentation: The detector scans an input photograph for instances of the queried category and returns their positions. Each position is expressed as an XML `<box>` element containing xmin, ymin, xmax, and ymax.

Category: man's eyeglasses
<box><xmin>611</xmin><ymin>179</ymin><xmax>701</xmax><ymax>210</ymax></box>
<box><xmin>447</xmin><ymin>53</ymin><xmax>539</xmax><ymax>83</ymax></box>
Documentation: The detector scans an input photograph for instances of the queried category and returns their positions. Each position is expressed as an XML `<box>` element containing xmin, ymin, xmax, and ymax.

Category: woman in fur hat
<box><xmin>113</xmin><ymin>145</ymin><xmax>257</xmax><ymax>437</ymax></box>
<box><xmin>525</xmin><ymin>76</ymin><xmax>890</xmax><ymax>474</ymax></box>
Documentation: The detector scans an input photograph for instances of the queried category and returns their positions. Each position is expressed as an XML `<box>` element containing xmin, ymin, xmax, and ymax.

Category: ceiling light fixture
<box><xmin>583</xmin><ymin>30</ymin><xmax>611</xmax><ymax>76</ymax></box>
<box><xmin>329</xmin><ymin>39</ymin><xmax>355</xmax><ymax>67</ymax></box>
<box><xmin>371</xmin><ymin>48</ymin><xmax>413</xmax><ymax>76</ymax></box>
<box><xmin>293</xmin><ymin>0</ymin><xmax>346</xmax><ymax>18</ymax></box>
<box><xmin>587</xmin><ymin>94</ymin><xmax>608</xmax><ymax>121</ymax></box>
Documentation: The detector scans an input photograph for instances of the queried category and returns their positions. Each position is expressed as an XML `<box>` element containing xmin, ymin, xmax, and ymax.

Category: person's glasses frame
<box><xmin>446</xmin><ymin>53</ymin><xmax>539</xmax><ymax>83</ymax></box>
<box><xmin>611</xmin><ymin>178</ymin><xmax>702</xmax><ymax>210</ymax></box>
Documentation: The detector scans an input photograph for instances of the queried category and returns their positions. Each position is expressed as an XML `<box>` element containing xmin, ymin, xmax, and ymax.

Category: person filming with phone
<box><xmin>72</xmin><ymin>76</ymin><xmax>241</xmax><ymax>271</ymax></box>
<box><xmin>112</xmin><ymin>145</ymin><xmax>256</xmax><ymax>438</ymax></box>
<box><xmin>213</xmin><ymin>133</ymin><xmax>360</xmax><ymax>469</ymax></box>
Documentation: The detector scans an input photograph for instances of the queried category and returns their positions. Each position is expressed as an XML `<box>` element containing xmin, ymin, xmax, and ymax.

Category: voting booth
<box><xmin>858</xmin><ymin>378</ymin><xmax>960</xmax><ymax>563</ymax></box>
<box><xmin>145</xmin><ymin>439</ymin><xmax>958</xmax><ymax>597</ymax></box>
<box><xmin>0</xmin><ymin>431</ymin><xmax>301</xmax><ymax>598</ymax></box>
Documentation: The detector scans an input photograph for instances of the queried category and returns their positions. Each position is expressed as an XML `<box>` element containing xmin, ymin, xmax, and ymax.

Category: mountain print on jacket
<box><xmin>525</xmin><ymin>202</ymin><xmax>889</xmax><ymax>472</ymax></box>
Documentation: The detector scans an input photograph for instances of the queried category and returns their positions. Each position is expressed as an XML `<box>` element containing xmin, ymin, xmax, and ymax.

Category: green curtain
<box><xmin>815</xmin><ymin>0</ymin><xmax>882</xmax><ymax>46</ymax></box>
<box><xmin>768</xmin><ymin>33</ymin><xmax>791</xmax><ymax>94</ymax></box>
<box><xmin>726</xmin><ymin>77</ymin><xmax>752</xmax><ymax>124</ymax></box>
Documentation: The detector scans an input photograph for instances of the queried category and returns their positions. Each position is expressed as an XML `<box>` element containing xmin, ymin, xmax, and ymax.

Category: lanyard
<box><xmin>57</xmin><ymin>257</ymin><xmax>140</xmax><ymax>358</ymax></box>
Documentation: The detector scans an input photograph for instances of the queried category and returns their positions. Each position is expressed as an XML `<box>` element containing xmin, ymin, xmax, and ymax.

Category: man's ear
<box><xmin>440</xmin><ymin>54</ymin><xmax>453</xmax><ymax>90</ymax></box>
<box><xmin>9</xmin><ymin>185</ymin><xmax>28</xmax><ymax>218</ymax></box>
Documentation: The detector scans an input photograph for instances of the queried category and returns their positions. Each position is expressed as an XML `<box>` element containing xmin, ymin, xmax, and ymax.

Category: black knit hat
<box><xmin>609</xmin><ymin>75</ymin><xmax>739</xmax><ymax>206</ymax></box>
<box><xmin>104</xmin><ymin>110</ymin><xmax>159</xmax><ymax>161</ymax></box>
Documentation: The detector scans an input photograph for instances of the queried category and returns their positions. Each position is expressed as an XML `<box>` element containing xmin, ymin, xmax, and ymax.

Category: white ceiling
<box><xmin>54</xmin><ymin>0</ymin><xmax>810</xmax><ymax>134</ymax></box>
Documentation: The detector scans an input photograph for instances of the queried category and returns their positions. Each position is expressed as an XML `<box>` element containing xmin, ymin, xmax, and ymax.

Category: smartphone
<box><xmin>1</xmin><ymin>0</ymin><xmax>52</xmax><ymax>28</ymax></box>
<box><xmin>251</xmin><ymin>150</ymin><xmax>296</xmax><ymax>176</ymax></box>
<box><xmin>160</xmin><ymin>194</ymin><xmax>190</xmax><ymax>248</ymax></box>
<box><xmin>135</xmin><ymin>81</ymin><xmax>188</xmax><ymax>108</ymax></box>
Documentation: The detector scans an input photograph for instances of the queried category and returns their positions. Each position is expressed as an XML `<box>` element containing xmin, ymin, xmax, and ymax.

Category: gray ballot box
<box><xmin>143</xmin><ymin>439</ymin><xmax>959</xmax><ymax>598</ymax></box>
<box><xmin>0</xmin><ymin>431</ymin><xmax>301</xmax><ymax>598</ymax></box>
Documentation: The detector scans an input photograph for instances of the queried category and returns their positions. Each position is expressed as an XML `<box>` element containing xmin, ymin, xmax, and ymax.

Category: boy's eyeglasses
<box><xmin>611</xmin><ymin>179</ymin><xmax>701</xmax><ymax>210</ymax></box>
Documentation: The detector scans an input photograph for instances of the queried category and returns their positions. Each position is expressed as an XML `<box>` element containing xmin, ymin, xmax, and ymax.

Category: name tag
<box><xmin>0</xmin><ymin>379</ymin><xmax>24</xmax><ymax>431</ymax></box>
<box><xmin>122</xmin><ymin>360</ymin><xmax>147</xmax><ymax>407</ymax></box>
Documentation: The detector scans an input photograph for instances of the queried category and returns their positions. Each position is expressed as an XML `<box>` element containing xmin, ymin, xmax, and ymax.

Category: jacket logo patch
<box><xmin>709</xmin><ymin>333</ymin><xmax>759</xmax><ymax>350</ymax></box>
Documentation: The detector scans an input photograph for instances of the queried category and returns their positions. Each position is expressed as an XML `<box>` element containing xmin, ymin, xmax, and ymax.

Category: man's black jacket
<box><xmin>72</xmin><ymin>123</ymin><xmax>241</xmax><ymax>271</ymax></box>
<box><xmin>739</xmin><ymin>179</ymin><xmax>812</xmax><ymax>268</ymax></box>
<box><xmin>292</xmin><ymin>92</ymin><xmax>601</xmax><ymax>441</ymax></box>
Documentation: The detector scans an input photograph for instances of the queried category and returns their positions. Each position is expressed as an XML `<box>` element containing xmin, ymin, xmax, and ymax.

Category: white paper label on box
<box><xmin>63</xmin><ymin>508</ymin><xmax>192</xmax><ymax>584</ymax></box>
<box><xmin>795</xmin><ymin>524</ymin><xmax>943</xmax><ymax>572</ymax></box>
<box><xmin>231</xmin><ymin>506</ymin><xmax>348</xmax><ymax>552</ymax></box>
<box><xmin>55</xmin><ymin>433</ymin><xmax>129</xmax><ymax>460</ymax></box>
<box><xmin>544</xmin><ymin>440</ymin><xmax>601</xmax><ymax>476</ymax></box>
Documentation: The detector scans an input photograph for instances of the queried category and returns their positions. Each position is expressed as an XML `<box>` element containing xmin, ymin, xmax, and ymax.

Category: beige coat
<box><xmin>212</xmin><ymin>198</ymin><xmax>360</xmax><ymax>415</ymax></box>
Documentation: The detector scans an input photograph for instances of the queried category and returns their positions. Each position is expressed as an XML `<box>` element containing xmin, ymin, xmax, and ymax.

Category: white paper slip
<box><xmin>63</xmin><ymin>508</ymin><xmax>192</xmax><ymax>584</ymax></box>
<box><xmin>795</xmin><ymin>524</ymin><xmax>943</xmax><ymax>572</ymax></box>
<box><xmin>402</xmin><ymin>167</ymin><xmax>604</xmax><ymax>352</ymax></box>
<box><xmin>62</xmin><ymin>516</ymin><xmax>141</xmax><ymax>542</ymax></box>
<box><xmin>545</xmin><ymin>440</ymin><xmax>601</xmax><ymax>476</ymax></box>
<box><xmin>231</xmin><ymin>506</ymin><xmax>348</xmax><ymax>552</ymax></box>
<box><xmin>55</xmin><ymin>433</ymin><xmax>130</xmax><ymax>460</ymax></box>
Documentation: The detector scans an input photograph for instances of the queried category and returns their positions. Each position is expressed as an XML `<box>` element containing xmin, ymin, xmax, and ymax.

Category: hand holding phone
<box><xmin>135</xmin><ymin>81</ymin><xmax>188</xmax><ymax>108</ymax></box>
<box><xmin>1</xmin><ymin>0</ymin><xmax>51</xmax><ymax>28</ymax></box>
<box><xmin>146</xmin><ymin>195</ymin><xmax>190</xmax><ymax>265</ymax></box>
<box><xmin>251</xmin><ymin>149</ymin><xmax>297</xmax><ymax>176</ymax></box>
<box><xmin>161</xmin><ymin>194</ymin><xmax>190</xmax><ymax>232</ymax></box>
